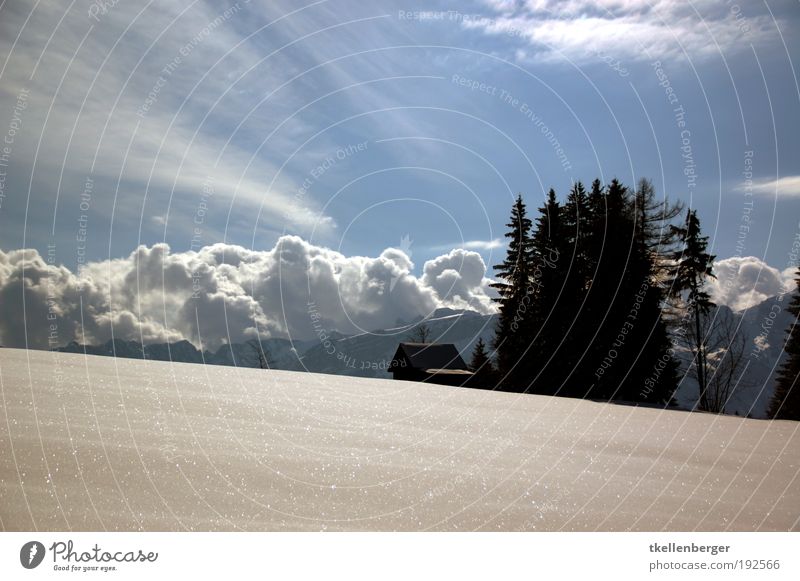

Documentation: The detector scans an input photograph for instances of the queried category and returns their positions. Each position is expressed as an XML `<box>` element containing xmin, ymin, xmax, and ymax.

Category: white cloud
<box><xmin>1</xmin><ymin>0</ymin><xmax>483</xmax><ymax>250</ymax></box>
<box><xmin>708</xmin><ymin>256</ymin><xmax>794</xmax><ymax>312</ymax></box>
<box><xmin>0</xmin><ymin>238</ymin><xmax>496</xmax><ymax>350</ymax></box>
<box><xmin>422</xmin><ymin>248</ymin><xmax>496</xmax><ymax>313</ymax></box>
<box><xmin>0</xmin><ymin>0</ymin><xmax>395</xmax><ymax>238</ymax></box>
<box><xmin>431</xmin><ymin>239</ymin><xmax>504</xmax><ymax>252</ymax></box>
<box><xmin>467</xmin><ymin>0</ymin><xmax>780</xmax><ymax>63</ymax></box>
<box><xmin>743</xmin><ymin>176</ymin><xmax>800</xmax><ymax>198</ymax></box>
<box><xmin>461</xmin><ymin>238</ymin><xmax>504</xmax><ymax>250</ymax></box>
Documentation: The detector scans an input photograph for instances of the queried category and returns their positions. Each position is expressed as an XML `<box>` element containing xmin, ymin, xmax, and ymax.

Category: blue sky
<box><xmin>0</xmin><ymin>0</ymin><xmax>799</xmax><ymax>345</ymax></box>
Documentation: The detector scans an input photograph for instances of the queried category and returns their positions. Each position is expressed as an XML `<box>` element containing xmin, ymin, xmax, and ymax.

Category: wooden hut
<box><xmin>388</xmin><ymin>342</ymin><xmax>473</xmax><ymax>387</ymax></box>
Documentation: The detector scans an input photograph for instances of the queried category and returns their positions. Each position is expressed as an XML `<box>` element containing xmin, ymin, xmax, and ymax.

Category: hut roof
<box><xmin>389</xmin><ymin>342</ymin><xmax>468</xmax><ymax>372</ymax></box>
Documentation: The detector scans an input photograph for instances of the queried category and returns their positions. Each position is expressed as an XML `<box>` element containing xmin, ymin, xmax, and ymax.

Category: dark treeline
<box><xmin>490</xmin><ymin>178</ymin><xmax>682</xmax><ymax>404</ymax></box>
<box><xmin>769</xmin><ymin>267</ymin><xmax>800</xmax><ymax>420</ymax></box>
<box><xmin>486</xmin><ymin>177</ymin><xmax>799</xmax><ymax>419</ymax></box>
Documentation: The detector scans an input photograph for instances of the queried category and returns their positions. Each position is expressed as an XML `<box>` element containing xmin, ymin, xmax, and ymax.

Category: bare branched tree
<box><xmin>407</xmin><ymin>322</ymin><xmax>432</xmax><ymax>344</ymax></box>
<box><xmin>676</xmin><ymin>307</ymin><xmax>748</xmax><ymax>413</ymax></box>
<box><xmin>250</xmin><ymin>341</ymin><xmax>271</xmax><ymax>370</ymax></box>
<box><xmin>634</xmin><ymin>178</ymin><xmax>684</xmax><ymax>256</ymax></box>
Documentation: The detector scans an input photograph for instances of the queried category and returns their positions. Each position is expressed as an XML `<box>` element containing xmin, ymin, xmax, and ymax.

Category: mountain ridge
<box><xmin>52</xmin><ymin>297</ymin><xmax>793</xmax><ymax>418</ymax></box>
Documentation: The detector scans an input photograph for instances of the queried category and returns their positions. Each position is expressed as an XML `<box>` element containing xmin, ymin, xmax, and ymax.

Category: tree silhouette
<box><xmin>683</xmin><ymin>306</ymin><xmax>748</xmax><ymax>414</ymax></box>
<box><xmin>527</xmin><ymin>188</ymin><xmax>566</xmax><ymax>394</ymax></box>
<box><xmin>670</xmin><ymin>209</ymin><xmax>716</xmax><ymax>411</ymax></box>
<box><xmin>578</xmin><ymin>179</ymin><xmax>635</xmax><ymax>400</ymax></box>
<box><xmin>407</xmin><ymin>322</ymin><xmax>432</xmax><ymax>343</ymax></box>
<box><xmin>491</xmin><ymin>180</ymin><xmax>681</xmax><ymax>403</ymax></box>
<box><xmin>491</xmin><ymin>194</ymin><xmax>535</xmax><ymax>390</ymax></box>
<box><xmin>613</xmin><ymin>178</ymin><xmax>680</xmax><ymax>404</ymax></box>
<box><xmin>468</xmin><ymin>337</ymin><xmax>496</xmax><ymax>389</ymax></box>
<box><xmin>633</xmin><ymin>178</ymin><xmax>684</xmax><ymax>256</ymax></box>
<box><xmin>250</xmin><ymin>340</ymin><xmax>272</xmax><ymax>370</ymax></box>
<box><xmin>769</xmin><ymin>267</ymin><xmax>800</xmax><ymax>420</ymax></box>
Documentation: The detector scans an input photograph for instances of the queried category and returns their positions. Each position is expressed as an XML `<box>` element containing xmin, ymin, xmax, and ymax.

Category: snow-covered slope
<box><xmin>0</xmin><ymin>348</ymin><xmax>797</xmax><ymax>531</ymax></box>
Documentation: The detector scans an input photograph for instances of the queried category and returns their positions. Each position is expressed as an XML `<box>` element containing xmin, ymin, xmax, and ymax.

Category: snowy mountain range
<box><xmin>54</xmin><ymin>298</ymin><xmax>794</xmax><ymax>418</ymax></box>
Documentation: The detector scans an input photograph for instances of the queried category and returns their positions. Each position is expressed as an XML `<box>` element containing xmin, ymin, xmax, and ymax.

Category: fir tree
<box><xmin>554</xmin><ymin>182</ymin><xmax>596</xmax><ymax>395</ymax></box>
<box><xmin>492</xmin><ymin>179</ymin><xmax>681</xmax><ymax>403</ymax></box>
<box><xmin>491</xmin><ymin>195</ymin><xmax>535</xmax><ymax>390</ymax></box>
<box><xmin>526</xmin><ymin>189</ymin><xmax>566</xmax><ymax>394</ymax></box>
<box><xmin>468</xmin><ymin>337</ymin><xmax>496</xmax><ymax>389</ymax></box>
<box><xmin>588</xmin><ymin>178</ymin><xmax>605</xmax><ymax>217</ymax></box>
<box><xmin>768</xmin><ymin>267</ymin><xmax>800</xmax><ymax>420</ymax></box>
<box><xmin>582</xmin><ymin>179</ymin><xmax>635</xmax><ymax>399</ymax></box>
<box><xmin>563</xmin><ymin>181</ymin><xmax>593</xmax><ymax>284</ymax></box>
<box><xmin>670</xmin><ymin>209</ymin><xmax>716</xmax><ymax>411</ymax></box>
<box><xmin>618</xmin><ymin>179</ymin><xmax>680</xmax><ymax>404</ymax></box>
<box><xmin>578</xmin><ymin>179</ymin><xmax>678</xmax><ymax>403</ymax></box>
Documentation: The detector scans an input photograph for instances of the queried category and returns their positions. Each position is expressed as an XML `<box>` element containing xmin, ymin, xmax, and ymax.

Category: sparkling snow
<box><xmin>0</xmin><ymin>348</ymin><xmax>797</xmax><ymax>531</ymax></box>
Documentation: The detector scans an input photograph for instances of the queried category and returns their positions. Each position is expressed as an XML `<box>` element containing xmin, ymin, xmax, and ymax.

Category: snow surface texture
<box><xmin>0</xmin><ymin>348</ymin><xmax>798</xmax><ymax>531</ymax></box>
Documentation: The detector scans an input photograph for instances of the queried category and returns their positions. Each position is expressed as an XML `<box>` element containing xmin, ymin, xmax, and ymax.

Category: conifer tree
<box><xmin>575</xmin><ymin>179</ymin><xmax>678</xmax><ymax>403</ymax></box>
<box><xmin>556</xmin><ymin>181</ymin><xmax>597</xmax><ymax>394</ymax></box>
<box><xmin>492</xmin><ymin>179</ymin><xmax>681</xmax><ymax>403</ymax></box>
<box><xmin>527</xmin><ymin>189</ymin><xmax>566</xmax><ymax>394</ymax></box>
<box><xmin>582</xmin><ymin>179</ymin><xmax>635</xmax><ymax>399</ymax></box>
<box><xmin>618</xmin><ymin>179</ymin><xmax>680</xmax><ymax>403</ymax></box>
<box><xmin>468</xmin><ymin>337</ymin><xmax>496</xmax><ymax>389</ymax></box>
<box><xmin>670</xmin><ymin>209</ymin><xmax>716</xmax><ymax>411</ymax></box>
<box><xmin>633</xmin><ymin>178</ymin><xmax>684</xmax><ymax>256</ymax></box>
<box><xmin>588</xmin><ymin>179</ymin><xmax>605</xmax><ymax>217</ymax></box>
<box><xmin>582</xmin><ymin>178</ymin><xmax>607</xmax><ymax>383</ymax></box>
<box><xmin>491</xmin><ymin>195</ymin><xmax>535</xmax><ymax>390</ymax></box>
<box><xmin>768</xmin><ymin>267</ymin><xmax>800</xmax><ymax>420</ymax></box>
<box><xmin>585</xmin><ymin>178</ymin><xmax>606</xmax><ymax>294</ymax></box>
<box><xmin>564</xmin><ymin>181</ymin><xmax>593</xmax><ymax>282</ymax></box>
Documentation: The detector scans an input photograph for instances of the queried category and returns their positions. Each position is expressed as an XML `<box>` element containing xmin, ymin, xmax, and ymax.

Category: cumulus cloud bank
<box><xmin>0</xmin><ymin>238</ymin><xmax>495</xmax><ymax>350</ymax></box>
<box><xmin>708</xmin><ymin>256</ymin><xmax>794</xmax><ymax>312</ymax></box>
